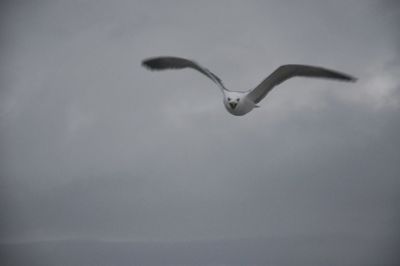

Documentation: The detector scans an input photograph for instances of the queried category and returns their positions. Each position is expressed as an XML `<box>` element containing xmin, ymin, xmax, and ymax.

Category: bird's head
<box><xmin>224</xmin><ymin>92</ymin><xmax>242</xmax><ymax>110</ymax></box>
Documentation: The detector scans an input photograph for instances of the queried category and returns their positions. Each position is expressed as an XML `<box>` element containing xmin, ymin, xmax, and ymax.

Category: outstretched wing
<box><xmin>247</xmin><ymin>64</ymin><xmax>357</xmax><ymax>104</ymax></box>
<box><xmin>142</xmin><ymin>56</ymin><xmax>227</xmax><ymax>91</ymax></box>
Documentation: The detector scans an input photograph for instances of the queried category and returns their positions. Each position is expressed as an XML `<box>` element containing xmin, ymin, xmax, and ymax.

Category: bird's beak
<box><xmin>229</xmin><ymin>102</ymin><xmax>237</xmax><ymax>109</ymax></box>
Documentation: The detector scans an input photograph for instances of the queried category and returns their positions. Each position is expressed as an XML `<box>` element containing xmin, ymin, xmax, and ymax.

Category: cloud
<box><xmin>0</xmin><ymin>0</ymin><xmax>399</xmax><ymax>251</ymax></box>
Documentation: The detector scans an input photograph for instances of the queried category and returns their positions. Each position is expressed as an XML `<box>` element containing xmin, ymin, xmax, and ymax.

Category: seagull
<box><xmin>142</xmin><ymin>56</ymin><xmax>356</xmax><ymax>116</ymax></box>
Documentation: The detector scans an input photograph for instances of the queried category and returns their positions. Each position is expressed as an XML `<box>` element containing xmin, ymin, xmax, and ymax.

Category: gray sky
<box><xmin>0</xmin><ymin>0</ymin><xmax>399</xmax><ymax>245</ymax></box>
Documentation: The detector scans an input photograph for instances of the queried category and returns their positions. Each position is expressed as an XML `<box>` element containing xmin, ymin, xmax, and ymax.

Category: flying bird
<box><xmin>142</xmin><ymin>56</ymin><xmax>356</xmax><ymax>116</ymax></box>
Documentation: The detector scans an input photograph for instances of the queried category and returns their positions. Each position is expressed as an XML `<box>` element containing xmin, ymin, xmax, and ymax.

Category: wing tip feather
<box><xmin>339</xmin><ymin>74</ymin><xmax>357</xmax><ymax>82</ymax></box>
<box><xmin>141</xmin><ymin>58</ymin><xmax>162</xmax><ymax>70</ymax></box>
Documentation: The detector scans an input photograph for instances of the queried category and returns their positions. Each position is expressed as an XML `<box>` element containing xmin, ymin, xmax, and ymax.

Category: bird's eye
<box><xmin>227</xmin><ymin>97</ymin><xmax>231</xmax><ymax>101</ymax></box>
<box><xmin>236</xmin><ymin>98</ymin><xmax>240</xmax><ymax>102</ymax></box>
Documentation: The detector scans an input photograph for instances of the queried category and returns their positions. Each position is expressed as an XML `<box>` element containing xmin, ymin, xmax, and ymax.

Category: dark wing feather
<box><xmin>142</xmin><ymin>56</ymin><xmax>227</xmax><ymax>91</ymax></box>
<box><xmin>247</xmin><ymin>64</ymin><xmax>357</xmax><ymax>104</ymax></box>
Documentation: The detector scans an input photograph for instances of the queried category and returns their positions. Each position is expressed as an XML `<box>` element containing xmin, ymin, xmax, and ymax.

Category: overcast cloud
<box><xmin>0</xmin><ymin>0</ymin><xmax>399</xmax><ymax>264</ymax></box>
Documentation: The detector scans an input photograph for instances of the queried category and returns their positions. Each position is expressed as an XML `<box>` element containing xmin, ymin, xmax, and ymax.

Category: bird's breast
<box><xmin>224</xmin><ymin>101</ymin><xmax>254</xmax><ymax>116</ymax></box>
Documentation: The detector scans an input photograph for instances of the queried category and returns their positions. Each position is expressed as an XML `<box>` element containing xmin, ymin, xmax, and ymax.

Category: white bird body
<box><xmin>142</xmin><ymin>56</ymin><xmax>356</xmax><ymax>116</ymax></box>
<box><xmin>223</xmin><ymin>91</ymin><xmax>257</xmax><ymax>116</ymax></box>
